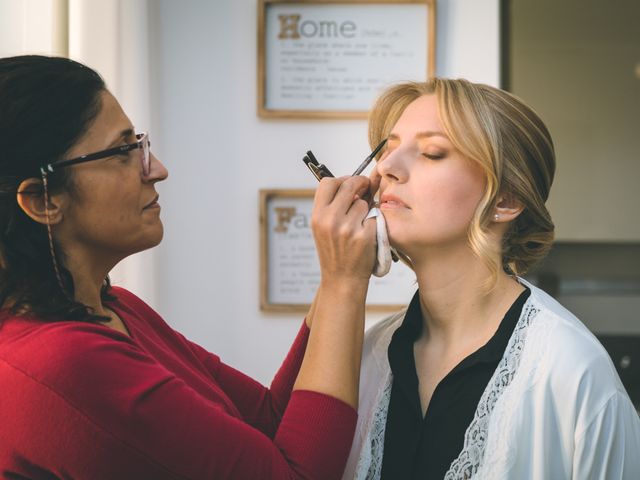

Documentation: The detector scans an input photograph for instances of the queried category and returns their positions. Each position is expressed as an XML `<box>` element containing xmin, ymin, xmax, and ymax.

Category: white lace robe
<box><xmin>342</xmin><ymin>280</ymin><xmax>640</xmax><ymax>480</ymax></box>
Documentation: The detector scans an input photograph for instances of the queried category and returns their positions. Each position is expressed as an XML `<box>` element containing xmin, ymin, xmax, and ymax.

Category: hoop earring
<box><xmin>40</xmin><ymin>168</ymin><xmax>72</xmax><ymax>300</ymax></box>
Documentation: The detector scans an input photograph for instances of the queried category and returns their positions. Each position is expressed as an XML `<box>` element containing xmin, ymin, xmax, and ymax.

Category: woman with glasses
<box><xmin>341</xmin><ymin>79</ymin><xmax>640</xmax><ymax>479</ymax></box>
<box><xmin>0</xmin><ymin>55</ymin><xmax>377</xmax><ymax>479</ymax></box>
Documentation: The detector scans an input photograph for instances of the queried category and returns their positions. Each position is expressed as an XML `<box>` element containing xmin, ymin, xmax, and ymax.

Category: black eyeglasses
<box><xmin>41</xmin><ymin>132</ymin><xmax>151</xmax><ymax>177</ymax></box>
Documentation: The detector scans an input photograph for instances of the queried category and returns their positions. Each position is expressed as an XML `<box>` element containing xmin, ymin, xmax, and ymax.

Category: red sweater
<box><xmin>0</xmin><ymin>287</ymin><xmax>357</xmax><ymax>479</ymax></box>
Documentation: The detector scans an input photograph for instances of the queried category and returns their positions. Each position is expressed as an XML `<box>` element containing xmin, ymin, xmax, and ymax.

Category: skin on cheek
<box><xmin>409</xmin><ymin>167</ymin><xmax>485</xmax><ymax>242</ymax></box>
<box><xmin>73</xmin><ymin>169</ymin><xmax>140</xmax><ymax>231</ymax></box>
<box><xmin>447</xmin><ymin>162</ymin><xmax>485</xmax><ymax>211</ymax></box>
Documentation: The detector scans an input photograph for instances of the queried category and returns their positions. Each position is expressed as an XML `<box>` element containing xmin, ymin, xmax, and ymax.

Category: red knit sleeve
<box><xmin>185</xmin><ymin>320</ymin><xmax>310</xmax><ymax>437</ymax></box>
<box><xmin>1</xmin><ymin>322</ymin><xmax>356</xmax><ymax>479</ymax></box>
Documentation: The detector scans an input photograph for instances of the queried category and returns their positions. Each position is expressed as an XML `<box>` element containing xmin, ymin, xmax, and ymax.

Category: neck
<box><xmin>411</xmin><ymin>244</ymin><xmax>524</xmax><ymax>347</ymax></box>
<box><xmin>64</xmin><ymin>250</ymin><xmax>118</xmax><ymax>316</ymax></box>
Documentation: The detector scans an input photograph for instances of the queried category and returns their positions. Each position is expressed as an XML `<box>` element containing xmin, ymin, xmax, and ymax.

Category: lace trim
<box><xmin>354</xmin><ymin>374</ymin><xmax>392</xmax><ymax>480</ymax></box>
<box><xmin>443</xmin><ymin>302</ymin><xmax>540</xmax><ymax>480</ymax></box>
<box><xmin>477</xmin><ymin>310</ymin><xmax>553</xmax><ymax>476</ymax></box>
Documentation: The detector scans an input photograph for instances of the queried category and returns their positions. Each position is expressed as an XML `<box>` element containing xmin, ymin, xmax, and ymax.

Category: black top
<box><xmin>381</xmin><ymin>287</ymin><xmax>530</xmax><ymax>480</ymax></box>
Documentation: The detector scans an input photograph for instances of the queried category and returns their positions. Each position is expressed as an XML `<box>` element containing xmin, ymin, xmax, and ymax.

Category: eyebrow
<box><xmin>106</xmin><ymin>127</ymin><xmax>135</xmax><ymax>147</ymax></box>
<box><xmin>416</xmin><ymin>131</ymin><xmax>448</xmax><ymax>139</ymax></box>
<box><xmin>387</xmin><ymin>131</ymin><xmax>449</xmax><ymax>141</ymax></box>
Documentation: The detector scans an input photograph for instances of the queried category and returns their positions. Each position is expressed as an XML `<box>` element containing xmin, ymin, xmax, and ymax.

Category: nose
<box><xmin>375</xmin><ymin>147</ymin><xmax>406</xmax><ymax>184</ymax></box>
<box><xmin>144</xmin><ymin>152</ymin><xmax>169</xmax><ymax>182</ymax></box>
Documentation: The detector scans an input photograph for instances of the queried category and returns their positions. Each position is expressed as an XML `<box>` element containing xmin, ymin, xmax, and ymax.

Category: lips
<box><xmin>380</xmin><ymin>192</ymin><xmax>409</xmax><ymax>209</ymax></box>
<box><xmin>143</xmin><ymin>194</ymin><xmax>160</xmax><ymax>209</ymax></box>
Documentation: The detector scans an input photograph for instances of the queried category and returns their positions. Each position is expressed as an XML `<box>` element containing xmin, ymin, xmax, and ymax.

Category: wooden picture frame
<box><xmin>257</xmin><ymin>0</ymin><xmax>436</xmax><ymax>119</ymax></box>
<box><xmin>260</xmin><ymin>189</ymin><xmax>416</xmax><ymax>312</ymax></box>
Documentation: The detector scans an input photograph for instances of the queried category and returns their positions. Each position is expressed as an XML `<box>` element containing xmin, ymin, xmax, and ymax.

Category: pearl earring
<box><xmin>494</xmin><ymin>214</ymin><xmax>500</xmax><ymax>221</ymax></box>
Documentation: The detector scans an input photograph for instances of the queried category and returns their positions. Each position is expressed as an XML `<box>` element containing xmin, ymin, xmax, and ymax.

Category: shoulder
<box><xmin>0</xmin><ymin>318</ymin><xmax>143</xmax><ymax>396</ymax></box>
<box><xmin>522</xmin><ymin>282</ymin><xmax>626</xmax><ymax>405</ymax></box>
<box><xmin>108</xmin><ymin>286</ymin><xmax>156</xmax><ymax>316</ymax></box>
<box><xmin>108</xmin><ymin>286</ymin><xmax>170</xmax><ymax>330</ymax></box>
<box><xmin>528</xmin><ymin>283</ymin><xmax>613</xmax><ymax>369</ymax></box>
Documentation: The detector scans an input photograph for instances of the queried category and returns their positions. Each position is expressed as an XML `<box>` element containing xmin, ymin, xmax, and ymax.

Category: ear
<box><xmin>16</xmin><ymin>178</ymin><xmax>65</xmax><ymax>226</ymax></box>
<box><xmin>493</xmin><ymin>193</ymin><xmax>525</xmax><ymax>224</ymax></box>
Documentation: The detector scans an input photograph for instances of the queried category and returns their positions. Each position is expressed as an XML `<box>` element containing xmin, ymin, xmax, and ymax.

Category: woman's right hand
<box><xmin>311</xmin><ymin>175</ymin><xmax>378</xmax><ymax>284</ymax></box>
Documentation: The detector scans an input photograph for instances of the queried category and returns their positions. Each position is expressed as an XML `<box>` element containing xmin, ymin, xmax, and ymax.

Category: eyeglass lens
<box><xmin>140</xmin><ymin>134</ymin><xmax>150</xmax><ymax>177</ymax></box>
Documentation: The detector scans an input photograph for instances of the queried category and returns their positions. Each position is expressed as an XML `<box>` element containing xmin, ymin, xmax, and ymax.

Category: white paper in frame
<box><xmin>257</xmin><ymin>0</ymin><xmax>436</xmax><ymax>119</ymax></box>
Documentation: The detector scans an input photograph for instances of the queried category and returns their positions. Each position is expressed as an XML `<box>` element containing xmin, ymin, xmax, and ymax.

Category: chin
<box><xmin>147</xmin><ymin>228</ymin><xmax>164</xmax><ymax>249</ymax></box>
<box><xmin>135</xmin><ymin>225</ymin><xmax>164</xmax><ymax>253</ymax></box>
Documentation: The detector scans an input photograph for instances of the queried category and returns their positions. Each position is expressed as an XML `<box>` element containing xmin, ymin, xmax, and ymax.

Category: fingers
<box><xmin>345</xmin><ymin>196</ymin><xmax>370</xmax><ymax>220</ymax></box>
<box><xmin>311</xmin><ymin>176</ymin><xmax>378</xmax><ymax>282</ymax></box>
<box><xmin>314</xmin><ymin>176</ymin><xmax>371</xmax><ymax>212</ymax></box>
<box><xmin>313</xmin><ymin>177</ymin><xmax>342</xmax><ymax>207</ymax></box>
<box><xmin>312</xmin><ymin>196</ymin><xmax>370</xmax><ymax>241</ymax></box>
<box><xmin>313</xmin><ymin>175</ymin><xmax>374</xmax><ymax>235</ymax></box>
<box><xmin>360</xmin><ymin>210</ymin><xmax>378</xmax><ymax>233</ymax></box>
<box><xmin>369</xmin><ymin>169</ymin><xmax>382</xmax><ymax>203</ymax></box>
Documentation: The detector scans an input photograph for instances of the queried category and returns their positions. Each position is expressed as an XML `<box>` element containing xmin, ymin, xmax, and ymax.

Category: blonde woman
<box><xmin>341</xmin><ymin>79</ymin><xmax>640</xmax><ymax>479</ymax></box>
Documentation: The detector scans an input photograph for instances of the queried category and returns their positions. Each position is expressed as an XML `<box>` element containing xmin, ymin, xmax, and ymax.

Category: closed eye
<box><xmin>114</xmin><ymin>149</ymin><xmax>135</xmax><ymax>163</ymax></box>
<box><xmin>423</xmin><ymin>153</ymin><xmax>445</xmax><ymax>160</ymax></box>
<box><xmin>114</xmin><ymin>150</ymin><xmax>132</xmax><ymax>160</ymax></box>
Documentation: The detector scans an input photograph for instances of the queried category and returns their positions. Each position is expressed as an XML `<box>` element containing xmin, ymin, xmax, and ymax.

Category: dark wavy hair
<box><xmin>0</xmin><ymin>55</ymin><xmax>115</xmax><ymax>322</ymax></box>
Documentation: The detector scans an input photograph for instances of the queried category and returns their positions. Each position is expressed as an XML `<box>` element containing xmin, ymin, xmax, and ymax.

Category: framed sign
<box><xmin>260</xmin><ymin>189</ymin><xmax>416</xmax><ymax>312</ymax></box>
<box><xmin>257</xmin><ymin>0</ymin><xmax>436</xmax><ymax>119</ymax></box>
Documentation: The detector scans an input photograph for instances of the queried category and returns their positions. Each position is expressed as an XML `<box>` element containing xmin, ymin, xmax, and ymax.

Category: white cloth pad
<box><xmin>365</xmin><ymin>207</ymin><xmax>392</xmax><ymax>277</ymax></box>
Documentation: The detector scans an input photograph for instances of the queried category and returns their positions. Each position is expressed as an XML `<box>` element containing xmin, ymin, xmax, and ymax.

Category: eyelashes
<box><xmin>422</xmin><ymin>153</ymin><xmax>445</xmax><ymax>160</ymax></box>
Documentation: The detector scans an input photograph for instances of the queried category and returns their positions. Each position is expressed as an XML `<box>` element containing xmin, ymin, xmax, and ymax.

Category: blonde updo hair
<box><xmin>369</xmin><ymin>79</ymin><xmax>555</xmax><ymax>282</ymax></box>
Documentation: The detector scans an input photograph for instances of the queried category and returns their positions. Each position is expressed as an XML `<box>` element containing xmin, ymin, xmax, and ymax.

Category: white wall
<box><xmin>148</xmin><ymin>0</ymin><xmax>500</xmax><ymax>384</ymax></box>
<box><xmin>0</xmin><ymin>0</ymin><xmax>67</xmax><ymax>57</ymax></box>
